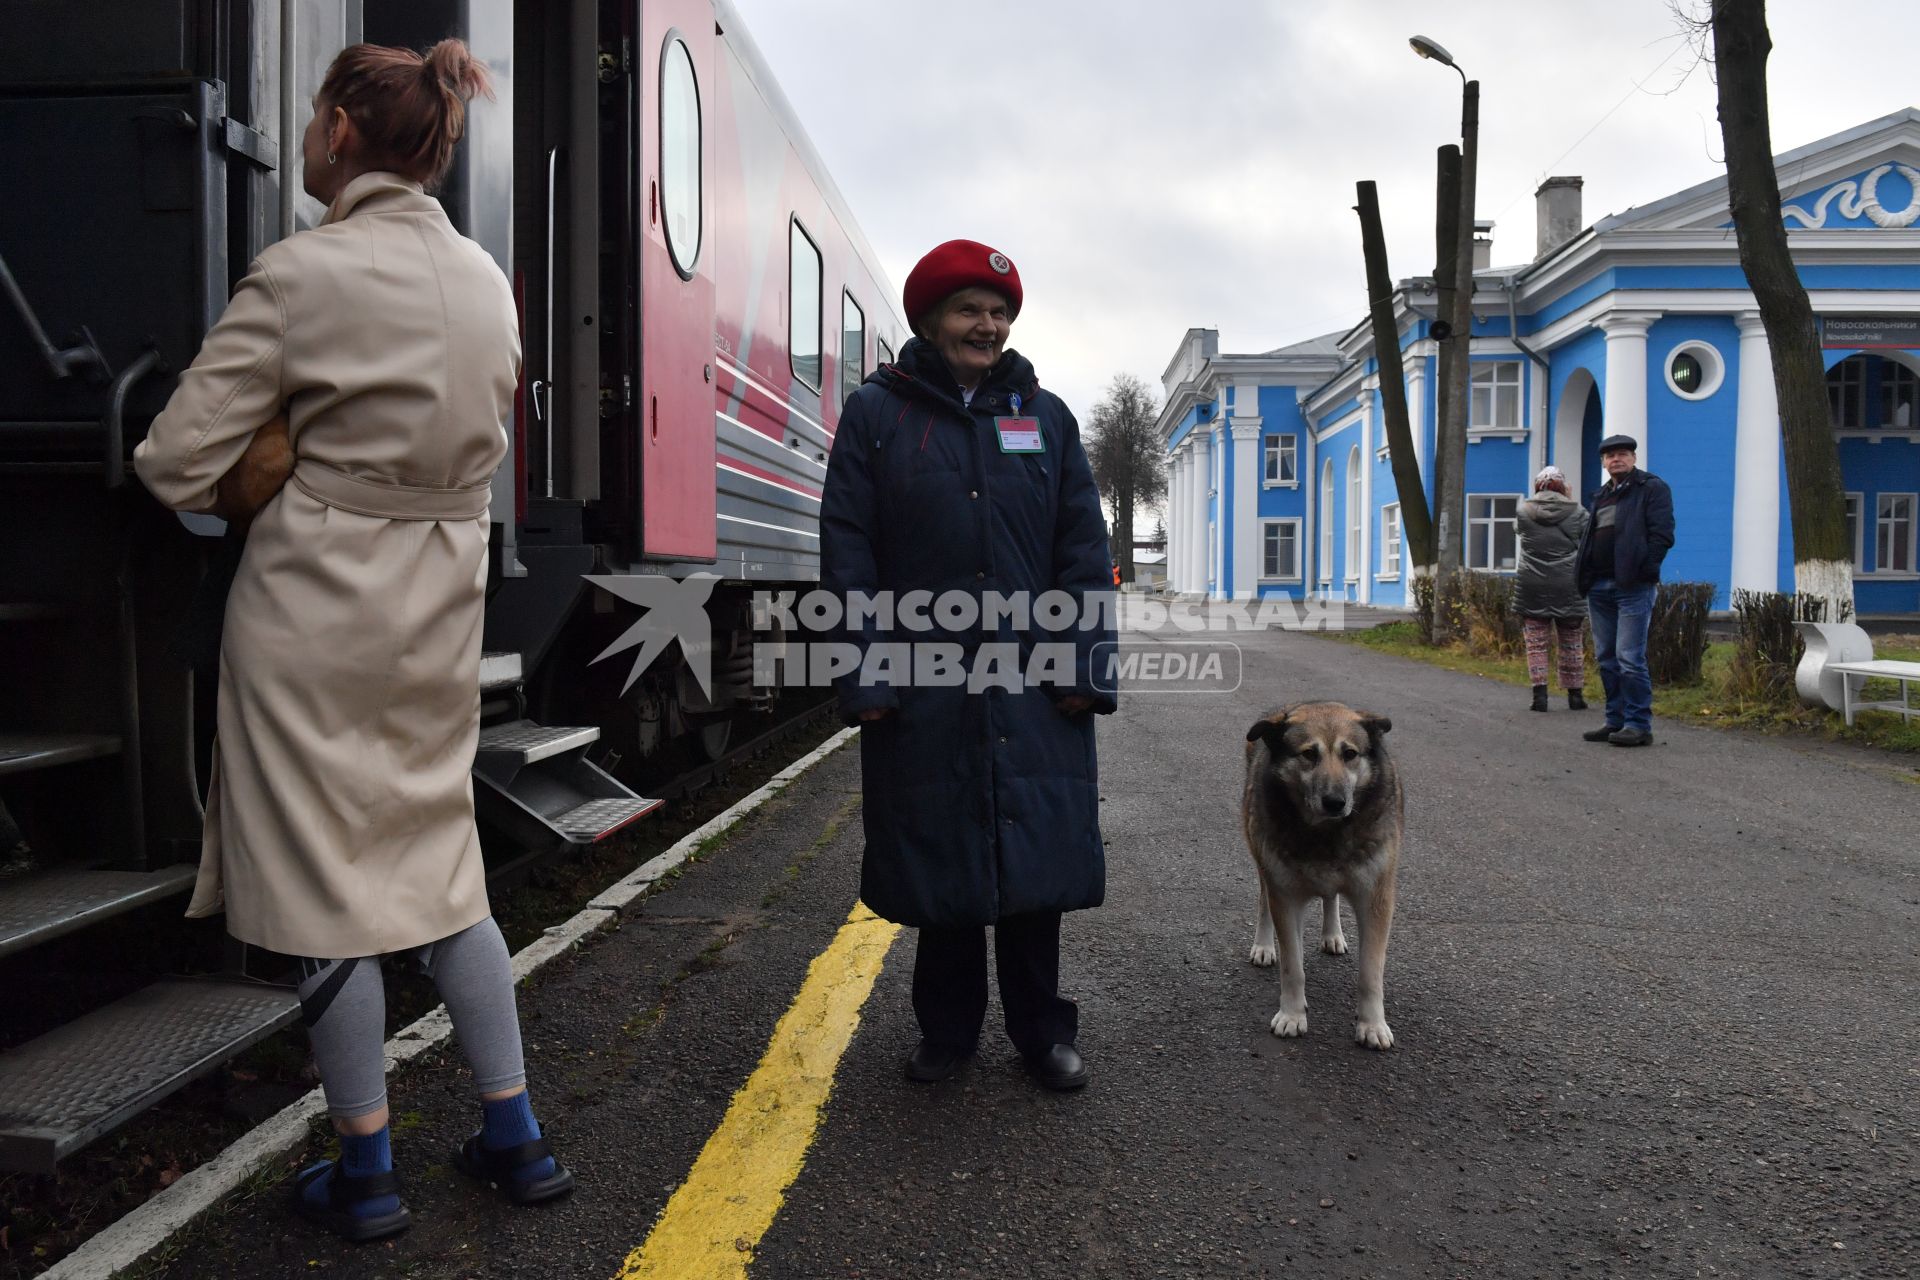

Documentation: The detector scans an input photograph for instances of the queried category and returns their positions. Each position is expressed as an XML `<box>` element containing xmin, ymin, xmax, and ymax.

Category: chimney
<box><xmin>1535</xmin><ymin>176</ymin><xmax>1583</xmax><ymax>259</ymax></box>
<box><xmin>1472</xmin><ymin>220</ymin><xmax>1495</xmax><ymax>272</ymax></box>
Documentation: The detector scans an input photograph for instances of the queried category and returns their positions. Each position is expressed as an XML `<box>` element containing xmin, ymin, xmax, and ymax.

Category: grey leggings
<box><xmin>297</xmin><ymin>916</ymin><xmax>527</xmax><ymax>1119</ymax></box>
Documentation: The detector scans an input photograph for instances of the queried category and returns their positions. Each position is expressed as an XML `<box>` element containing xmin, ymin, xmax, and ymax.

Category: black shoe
<box><xmin>454</xmin><ymin>1133</ymin><xmax>575</xmax><ymax>1205</ymax></box>
<box><xmin>1567</xmin><ymin>688</ymin><xmax>1587</xmax><ymax>710</ymax></box>
<box><xmin>1024</xmin><ymin>1044</ymin><xmax>1090</xmax><ymax>1092</ymax></box>
<box><xmin>904</xmin><ymin>1039</ymin><xmax>972</xmax><ymax>1083</ymax></box>
<box><xmin>1582</xmin><ymin>724</ymin><xmax>1622</xmax><ymax>742</ymax></box>
<box><xmin>1608</xmin><ymin>727</ymin><xmax>1652</xmax><ymax>747</ymax></box>
<box><xmin>291</xmin><ymin>1161</ymin><xmax>411</xmax><ymax>1243</ymax></box>
<box><xmin>1529</xmin><ymin>685</ymin><xmax>1549</xmax><ymax>713</ymax></box>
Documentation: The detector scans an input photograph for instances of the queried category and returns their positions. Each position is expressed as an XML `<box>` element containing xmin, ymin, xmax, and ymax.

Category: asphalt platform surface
<box><xmin>149</xmin><ymin>613</ymin><xmax>1918</xmax><ymax>1278</ymax></box>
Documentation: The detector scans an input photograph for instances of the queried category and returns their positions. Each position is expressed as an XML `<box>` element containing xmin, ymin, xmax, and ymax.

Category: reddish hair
<box><xmin>1536</xmin><ymin>476</ymin><xmax>1570</xmax><ymax>497</ymax></box>
<box><xmin>319</xmin><ymin>40</ymin><xmax>492</xmax><ymax>190</ymax></box>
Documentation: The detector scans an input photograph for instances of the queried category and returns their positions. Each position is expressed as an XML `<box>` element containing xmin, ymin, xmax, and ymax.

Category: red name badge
<box><xmin>995</xmin><ymin>417</ymin><xmax>1044</xmax><ymax>453</ymax></box>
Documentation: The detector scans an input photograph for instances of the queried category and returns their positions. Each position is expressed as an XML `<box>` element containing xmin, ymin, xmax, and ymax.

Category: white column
<box><xmin>1732</xmin><ymin>311</ymin><xmax>1783</xmax><ymax>594</ymax></box>
<box><xmin>1191</xmin><ymin>428</ymin><xmax>1214</xmax><ymax>598</ymax></box>
<box><xmin>1601</xmin><ymin>312</ymin><xmax>1658</xmax><ymax>472</ymax></box>
<box><xmin>1405</xmin><ymin>364</ymin><xmax>1428</xmax><ymax>483</ymax></box>
<box><xmin>1177</xmin><ymin>441</ymin><xmax>1198</xmax><ymax>596</ymax></box>
<box><xmin>1165</xmin><ymin>446</ymin><xmax>1179</xmax><ymax>594</ymax></box>
<box><xmin>1358</xmin><ymin>390</ymin><xmax>1375</xmax><ymax>604</ymax></box>
<box><xmin>1231</xmin><ymin>417</ymin><xmax>1262</xmax><ymax>600</ymax></box>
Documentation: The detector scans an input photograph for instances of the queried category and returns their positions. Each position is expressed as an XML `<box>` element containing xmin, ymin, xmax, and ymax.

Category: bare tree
<box><xmin>1706</xmin><ymin>0</ymin><xmax>1853</xmax><ymax>615</ymax></box>
<box><xmin>1085</xmin><ymin>373</ymin><xmax>1167</xmax><ymax>583</ymax></box>
<box><xmin>1355</xmin><ymin>181</ymin><xmax>1436</xmax><ymax>578</ymax></box>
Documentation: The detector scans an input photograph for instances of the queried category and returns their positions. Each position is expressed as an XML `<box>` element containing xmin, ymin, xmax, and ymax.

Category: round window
<box><xmin>1662</xmin><ymin>341</ymin><xmax>1724</xmax><ymax>400</ymax></box>
<box><xmin>1669</xmin><ymin>351</ymin><xmax>1703</xmax><ymax>395</ymax></box>
<box><xmin>660</xmin><ymin>37</ymin><xmax>701</xmax><ymax>276</ymax></box>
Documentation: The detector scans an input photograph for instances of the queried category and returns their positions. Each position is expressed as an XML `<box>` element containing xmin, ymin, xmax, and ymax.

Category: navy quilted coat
<box><xmin>820</xmin><ymin>338</ymin><xmax>1117</xmax><ymax>927</ymax></box>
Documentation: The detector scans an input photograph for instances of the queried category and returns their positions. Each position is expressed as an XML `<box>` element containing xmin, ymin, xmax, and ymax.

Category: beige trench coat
<box><xmin>134</xmin><ymin>172</ymin><xmax>519</xmax><ymax>959</ymax></box>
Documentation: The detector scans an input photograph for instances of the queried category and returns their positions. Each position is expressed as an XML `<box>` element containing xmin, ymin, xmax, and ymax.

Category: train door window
<box><xmin>661</xmin><ymin>35</ymin><xmax>702</xmax><ymax>276</ymax></box>
<box><xmin>841</xmin><ymin>292</ymin><xmax>865</xmax><ymax>406</ymax></box>
<box><xmin>878</xmin><ymin>338</ymin><xmax>895</xmax><ymax>368</ymax></box>
<box><xmin>790</xmin><ymin>219</ymin><xmax>822</xmax><ymax>390</ymax></box>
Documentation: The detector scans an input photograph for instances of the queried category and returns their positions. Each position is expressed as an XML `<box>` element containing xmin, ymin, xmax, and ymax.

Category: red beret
<box><xmin>903</xmin><ymin>239</ymin><xmax>1022</xmax><ymax>330</ymax></box>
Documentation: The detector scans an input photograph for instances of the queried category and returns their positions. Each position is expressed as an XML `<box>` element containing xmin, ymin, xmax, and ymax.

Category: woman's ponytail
<box><xmin>318</xmin><ymin>39</ymin><xmax>495</xmax><ymax>191</ymax></box>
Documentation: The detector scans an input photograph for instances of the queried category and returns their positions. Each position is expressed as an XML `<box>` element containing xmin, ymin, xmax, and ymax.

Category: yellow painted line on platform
<box><xmin>614</xmin><ymin>901</ymin><xmax>901</xmax><ymax>1280</ymax></box>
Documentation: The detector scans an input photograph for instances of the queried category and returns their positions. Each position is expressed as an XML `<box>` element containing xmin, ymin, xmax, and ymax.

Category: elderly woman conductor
<box><xmin>820</xmin><ymin>240</ymin><xmax>1118</xmax><ymax>1091</ymax></box>
<box><xmin>133</xmin><ymin>41</ymin><xmax>569</xmax><ymax>1241</ymax></box>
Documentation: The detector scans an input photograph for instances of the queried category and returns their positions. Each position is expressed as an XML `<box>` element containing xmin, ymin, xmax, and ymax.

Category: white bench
<box><xmin>1827</xmin><ymin>659</ymin><xmax>1920</xmax><ymax>726</ymax></box>
<box><xmin>1794</xmin><ymin>620</ymin><xmax>1876</xmax><ymax>711</ymax></box>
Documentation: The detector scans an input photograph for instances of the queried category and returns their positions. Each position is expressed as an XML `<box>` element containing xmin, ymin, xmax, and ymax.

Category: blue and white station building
<box><xmin>1157</xmin><ymin>108</ymin><xmax>1920</xmax><ymax>617</ymax></box>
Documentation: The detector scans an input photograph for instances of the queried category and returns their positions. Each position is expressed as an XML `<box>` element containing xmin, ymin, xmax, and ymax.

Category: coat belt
<box><xmin>292</xmin><ymin>459</ymin><xmax>492</xmax><ymax>521</ymax></box>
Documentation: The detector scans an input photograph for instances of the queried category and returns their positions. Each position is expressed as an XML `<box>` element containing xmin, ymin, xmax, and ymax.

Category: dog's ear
<box><xmin>1245</xmin><ymin>716</ymin><xmax>1288</xmax><ymax>750</ymax></box>
<box><xmin>1359</xmin><ymin>713</ymin><xmax>1392</xmax><ymax>754</ymax></box>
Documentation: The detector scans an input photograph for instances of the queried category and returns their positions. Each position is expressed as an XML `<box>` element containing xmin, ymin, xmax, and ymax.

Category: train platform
<box><xmin>65</xmin><ymin>614</ymin><xmax>1920</xmax><ymax>1278</ymax></box>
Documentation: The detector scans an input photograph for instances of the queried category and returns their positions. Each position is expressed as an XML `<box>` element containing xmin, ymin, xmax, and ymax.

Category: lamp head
<box><xmin>1409</xmin><ymin>35</ymin><xmax>1456</xmax><ymax>67</ymax></box>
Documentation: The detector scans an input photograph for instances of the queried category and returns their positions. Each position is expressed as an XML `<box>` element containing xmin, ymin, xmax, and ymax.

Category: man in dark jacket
<box><xmin>820</xmin><ymin>240</ymin><xmax>1116</xmax><ymax>1092</ymax></box>
<box><xmin>1573</xmin><ymin>435</ymin><xmax>1675</xmax><ymax>747</ymax></box>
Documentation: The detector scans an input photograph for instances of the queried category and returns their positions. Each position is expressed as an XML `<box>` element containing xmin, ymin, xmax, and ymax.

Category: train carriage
<box><xmin>0</xmin><ymin>0</ymin><xmax>899</xmax><ymax>1173</ymax></box>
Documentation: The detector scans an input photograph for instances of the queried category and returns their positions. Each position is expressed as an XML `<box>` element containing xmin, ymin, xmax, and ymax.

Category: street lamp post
<box><xmin>1412</xmin><ymin>35</ymin><xmax>1478</xmax><ymax>622</ymax></box>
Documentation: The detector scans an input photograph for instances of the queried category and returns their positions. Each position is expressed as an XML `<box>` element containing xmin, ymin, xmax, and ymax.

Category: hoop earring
<box><xmin>326</xmin><ymin>151</ymin><xmax>338</xmax><ymax>165</ymax></box>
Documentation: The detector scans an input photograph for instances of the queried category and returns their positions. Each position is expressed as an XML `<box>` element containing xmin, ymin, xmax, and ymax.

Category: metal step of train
<box><xmin>472</xmin><ymin>718</ymin><xmax>661</xmax><ymax>849</ymax></box>
<box><xmin>0</xmin><ymin>864</ymin><xmax>197</xmax><ymax>958</ymax></box>
<box><xmin>0</xmin><ymin>647</ymin><xmax>660</xmax><ymax>1172</ymax></box>
<box><xmin>0</xmin><ymin>978</ymin><xmax>298</xmax><ymax>1174</ymax></box>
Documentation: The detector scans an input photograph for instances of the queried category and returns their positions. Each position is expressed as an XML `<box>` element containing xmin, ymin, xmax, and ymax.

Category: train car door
<box><xmin>638</xmin><ymin>0</ymin><xmax>717</xmax><ymax>562</ymax></box>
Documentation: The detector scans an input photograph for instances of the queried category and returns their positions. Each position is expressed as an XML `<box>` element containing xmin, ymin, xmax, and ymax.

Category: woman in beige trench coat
<box><xmin>134</xmin><ymin>40</ymin><xmax>571</xmax><ymax>1241</ymax></box>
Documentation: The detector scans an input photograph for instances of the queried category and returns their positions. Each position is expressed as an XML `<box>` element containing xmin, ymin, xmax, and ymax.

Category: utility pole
<box><xmin>1432</xmin><ymin>145</ymin><xmax>1463</xmax><ymax>619</ymax></box>
<box><xmin>1411</xmin><ymin>36</ymin><xmax>1477</xmax><ymax>642</ymax></box>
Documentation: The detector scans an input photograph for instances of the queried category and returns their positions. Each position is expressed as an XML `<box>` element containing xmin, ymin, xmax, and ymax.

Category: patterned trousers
<box><xmin>1523</xmin><ymin>616</ymin><xmax>1586</xmax><ymax>689</ymax></box>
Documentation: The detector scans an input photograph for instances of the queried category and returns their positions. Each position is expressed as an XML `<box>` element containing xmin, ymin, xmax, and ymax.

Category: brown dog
<box><xmin>1243</xmin><ymin>701</ymin><xmax>1401</xmax><ymax>1050</ymax></box>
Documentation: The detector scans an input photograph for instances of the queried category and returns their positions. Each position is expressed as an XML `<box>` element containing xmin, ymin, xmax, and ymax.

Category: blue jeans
<box><xmin>1588</xmin><ymin>580</ymin><xmax>1655</xmax><ymax>732</ymax></box>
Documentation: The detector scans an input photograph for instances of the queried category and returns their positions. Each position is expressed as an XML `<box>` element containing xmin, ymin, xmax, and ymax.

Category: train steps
<box><xmin>0</xmin><ymin>978</ymin><xmax>299</xmax><ymax>1174</ymax></box>
<box><xmin>0</xmin><ymin>650</ymin><xmax>657</xmax><ymax>1172</ymax></box>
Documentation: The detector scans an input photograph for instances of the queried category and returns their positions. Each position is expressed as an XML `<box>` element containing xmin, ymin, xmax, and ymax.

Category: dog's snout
<box><xmin>1319</xmin><ymin>795</ymin><xmax>1345</xmax><ymax>816</ymax></box>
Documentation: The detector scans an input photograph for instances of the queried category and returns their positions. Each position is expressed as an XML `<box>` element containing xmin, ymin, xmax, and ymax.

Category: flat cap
<box><xmin>1597</xmin><ymin>434</ymin><xmax>1638</xmax><ymax>453</ymax></box>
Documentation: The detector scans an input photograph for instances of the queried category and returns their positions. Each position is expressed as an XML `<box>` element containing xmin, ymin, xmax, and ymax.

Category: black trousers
<box><xmin>911</xmin><ymin>910</ymin><xmax>1077</xmax><ymax>1058</ymax></box>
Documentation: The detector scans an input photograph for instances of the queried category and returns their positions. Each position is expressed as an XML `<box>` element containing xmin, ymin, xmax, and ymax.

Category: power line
<box><xmin>1491</xmin><ymin>33</ymin><xmax>1700</xmax><ymax>222</ymax></box>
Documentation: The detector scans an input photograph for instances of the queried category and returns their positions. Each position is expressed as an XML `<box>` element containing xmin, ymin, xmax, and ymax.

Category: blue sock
<box><xmin>301</xmin><ymin>1125</ymin><xmax>400</xmax><ymax>1219</ymax></box>
<box><xmin>481</xmin><ymin>1091</ymin><xmax>556</xmax><ymax>1183</ymax></box>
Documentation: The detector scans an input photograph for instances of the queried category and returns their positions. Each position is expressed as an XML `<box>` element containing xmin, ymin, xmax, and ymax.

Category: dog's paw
<box><xmin>1268</xmin><ymin>1009</ymin><xmax>1308</xmax><ymax>1037</ymax></box>
<box><xmin>1353</xmin><ymin>1017</ymin><xmax>1394</xmax><ymax>1050</ymax></box>
<box><xmin>1248</xmin><ymin>942</ymin><xmax>1278</xmax><ymax>967</ymax></box>
<box><xmin>1321</xmin><ymin>931</ymin><xmax>1348</xmax><ymax>955</ymax></box>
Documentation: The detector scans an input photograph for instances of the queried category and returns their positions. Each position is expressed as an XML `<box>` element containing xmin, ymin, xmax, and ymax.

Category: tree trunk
<box><xmin>1356</xmin><ymin>181</ymin><xmax>1436</xmax><ymax>574</ymax></box>
<box><xmin>1711</xmin><ymin>0</ymin><xmax>1853</xmax><ymax>617</ymax></box>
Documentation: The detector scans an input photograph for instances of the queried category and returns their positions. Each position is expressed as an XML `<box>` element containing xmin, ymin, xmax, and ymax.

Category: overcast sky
<box><xmin>727</xmin><ymin>0</ymin><xmax>1920</xmax><ymax>419</ymax></box>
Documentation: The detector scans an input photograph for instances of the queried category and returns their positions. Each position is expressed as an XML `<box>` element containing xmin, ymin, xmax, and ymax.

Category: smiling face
<box><xmin>1601</xmin><ymin>446</ymin><xmax>1636</xmax><ymax>480</ymax></box>
<box><xmin>924</xmin><ymin>287</ymin><xmax>1012</xmax><ymax>389</ymax></box>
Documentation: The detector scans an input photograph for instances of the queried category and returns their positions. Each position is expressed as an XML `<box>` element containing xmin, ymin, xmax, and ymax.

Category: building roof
<box><xmin>1262</xmin><ymin>331</ymin><xmax>1347</xmax><ymax>358</ymax></box>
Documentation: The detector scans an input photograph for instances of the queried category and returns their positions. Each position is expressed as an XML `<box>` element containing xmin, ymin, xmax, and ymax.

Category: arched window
<box><xmin>1828</xmin><ymin>353</ymin><xmax>1918</xmax><ymax>430</ymax></box>
<box><xmin>1318</xmin><ymin>458</ymin><xmax>1334</xmax><ymax>583</ymax></box>
<box><xmin>1346</xmin><ymin>447</ymin><xmax>1363</xmax><ymax>582</ymax></box>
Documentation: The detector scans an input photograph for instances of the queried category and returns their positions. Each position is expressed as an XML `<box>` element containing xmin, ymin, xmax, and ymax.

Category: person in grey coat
<box><xmin>1514</xmin><ymin>466</ymin><xmax>1591</xmax><ymax>712</ymax></box>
